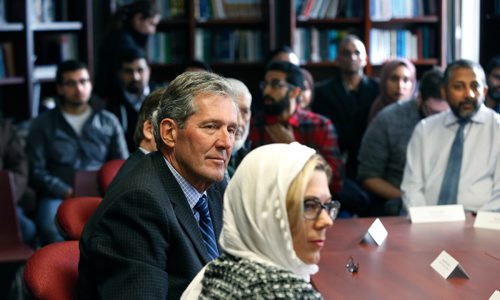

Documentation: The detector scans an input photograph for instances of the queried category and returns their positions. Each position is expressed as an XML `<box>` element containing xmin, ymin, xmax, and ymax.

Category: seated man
<box><xmin>26</xmin><ymin>60</ymin><xmax>128</xmax><ymax>244</ymax></box>
<box><xmin>78</xmin><ymin>71</ymin><xmax>238</xmax><ymax>299</ymax></box>
<box><xmin>0</xmin><ymin>119</ymin><xmax>36</xmax><ymax>246</ymax></box>
<box><xmin>106</xmin><ymin>47</ymin><xmax>156</xmax><ymax>151</ymax></box>
<box><xmin>402</xmin><ymin>59</ymin><xmax>500</xmax><ymax>212</ymax></box>
<box><xmin>226</xmin><ymin>78</ymin><xmax>252</xmax><ymax>178</ymax></box>
<box><xmin>484</xmin><ymin>55</ymin><xmax>500</xmax><ymax>113</ymax></box>
<box><xmin>357</xmin><ymin>69</ymin><xmax>448</xmax><ymax>215</ymax></box>
<box><xmin>313</xmin><ymin>35</ymin><xmax>379</xmax><ymax>216</ymax></box>
<box><xmin>109</xmin><ymin>88</ymin><xmax>163</xmax><ymax>187</ymax></box>
<box><xmin>250</xmin><ymin>61</ymin><xmax>343</xmax><ymax>194</ymax></box>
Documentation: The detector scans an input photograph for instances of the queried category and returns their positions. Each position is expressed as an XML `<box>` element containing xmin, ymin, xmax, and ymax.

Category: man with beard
<box><xmin>249</xmin><ymin>61</ymin><xmax>343</xmax><ymax>193</ymax></box>
<box><xmin>401</xmin><ymin>59</ymin><xmax>500</xmax><ymax>212</ymax></box>
<box><xmin>106</xmin><ymin>47</ymin><xmax>157</xmax><ymax>151</ymax></box>
<box><xmin>226</xmin><ymin>78</ymin><xmax>252</xmax><ymax>178</ymax></box>
<box><xmin>358</xmin><ymin>69</ymin><xmax>448</xmax><ymax>216</ymax></box>
<box><xmin>484</xmin><ymin>55</ymin><xmax>500</xmax><ymax>113</ymax></box>
<box><xmin>312</xmin><ymin>35</ymin><xmax>379</xmax><ymax>216</ymax></box>
<box><xmin>26</xmin><ymin>60</ymin><xmax>128</xmax><ymax>244</ymax></box>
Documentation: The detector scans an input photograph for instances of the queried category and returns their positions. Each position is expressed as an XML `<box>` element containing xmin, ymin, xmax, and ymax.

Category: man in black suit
<box><xmin>78</xmin><ymin>71</ymin><xmax>239</xmax><ymax>299</ymax></box>
<box><xmin>106</xmin><ymin>47</ymin><xmax>158</xmax><ymax>152</ymax></box>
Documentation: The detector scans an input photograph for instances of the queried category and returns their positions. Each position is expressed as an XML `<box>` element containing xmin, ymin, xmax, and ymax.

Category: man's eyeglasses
<box><xmin>303</xmin><ymin>197</ymin><xmax>341</xmax><ymax>221</ymax></box>
<box><xmin>259</xmin><ymin>80</ymin><xmax>291</xmax><ymax>91</ymax></box>
<box><xmin>62</xmin><ymin>78</ymin><xmax>90</xmax><ymax>88</ymax></box>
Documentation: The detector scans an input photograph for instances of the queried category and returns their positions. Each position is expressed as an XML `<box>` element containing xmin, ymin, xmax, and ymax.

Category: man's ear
<box><xmin>160</xmin><ymin>118</ymin><xmax>177</xmax><ymax>148</ymax></box>
<box><xmin>143</xmin><ymin>120</ymin><xmax>154</xmax><ymax>141</ymax></box>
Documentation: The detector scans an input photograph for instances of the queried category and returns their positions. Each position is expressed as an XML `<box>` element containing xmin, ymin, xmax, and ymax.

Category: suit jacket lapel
<box><xmin>151</xmin><ymin>152</ymin><xmax>211</xmax><ymax>264</ymax></box>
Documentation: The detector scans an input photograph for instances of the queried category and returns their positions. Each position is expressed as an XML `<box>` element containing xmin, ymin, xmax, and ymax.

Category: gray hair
<box><xmin>226</xmin><ymin>78</ymin><xmax>252</xmax><ymax>104</ymax></box>
<box><xmin>443</xmin><ymin>59</ymin><xmax>486</xmax><ymax>86</ymax></box>
<box><xmin>154</xmin><ymin>71</ymin><xmax>236</xmax><ymax>149</ymax></box>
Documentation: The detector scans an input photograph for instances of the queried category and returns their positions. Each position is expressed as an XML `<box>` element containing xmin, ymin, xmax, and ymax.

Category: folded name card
<box><xmin>430</xmin><ymin>250</ymin><xmax>469</xmax><ymax>279</ymax></box>
<box><xmin>409</xmin><ymin>205</ymin><xmax>465</xmax><ymax>223</ymax></box>
<box><xmin>473</xmin><ymin>211</ymin><xmax>500</xmax><ymax>230</ymax></box>
<box><xmin>490</xmin><ymin>290</ymin><xmax>500</xmax><ymax>300</ymax></box>
<box><xmin>361</xmin><ymin>218</ymin><xmax>388</xmax><ymax>246</ymax></box>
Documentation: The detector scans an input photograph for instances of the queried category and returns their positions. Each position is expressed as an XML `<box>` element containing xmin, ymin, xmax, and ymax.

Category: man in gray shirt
<box><xmin>357</xmin><ymin>69</ymin><xmax>448</xmax><ymax>216</ymax></box>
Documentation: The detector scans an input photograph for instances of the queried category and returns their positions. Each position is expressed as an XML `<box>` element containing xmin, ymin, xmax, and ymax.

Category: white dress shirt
<box><xmin>401</xmin><ymin>104</ymin><xmax>500</xmax><ymax>212</ymax></box>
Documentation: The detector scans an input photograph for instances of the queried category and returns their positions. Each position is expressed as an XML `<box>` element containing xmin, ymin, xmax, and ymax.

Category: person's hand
<box><xmin>265</xmin><ymin>123</ymin><xmax>295</xmax><ymax>144</ymax></box>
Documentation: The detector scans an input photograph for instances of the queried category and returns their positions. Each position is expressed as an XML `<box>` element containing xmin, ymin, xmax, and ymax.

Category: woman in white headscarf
<box><xmin>181</xmin><ymin>142</ymin><xmax>340</xmax><ymax>299</ymax></box>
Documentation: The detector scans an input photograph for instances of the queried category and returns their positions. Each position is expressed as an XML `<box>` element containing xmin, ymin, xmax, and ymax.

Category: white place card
<box><xmin>489</xmin><ymin>290</ymin><xmax>500</xmax><ymax>300</ymax></box>
<box><xmin>409</xmin><ymin>205</ymin><xmax>465</xmax><ymax>223</ymax></box>
<box><xmin>361</xmin><ymin>218</ymin><xmax>388</xmax><ymax>246</ymax></box>
<box><xmin>430</xmin><ymin>250</ymin><xmax>470</xmax><ymax>279</ymax></box>
<box><xmin>474</xmin><ymin>211</ymin><xmax>500</xmax><ymax>230</ymax></box>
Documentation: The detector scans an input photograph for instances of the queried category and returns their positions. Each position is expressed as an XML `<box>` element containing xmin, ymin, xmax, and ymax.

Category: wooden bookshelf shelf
<box><xmin>31</xmin><ymin>22</ymin><xmax>83</xmax><ymax>31</ymax></box>
<box><xmin>0</xmin><ymin>23</ymin><xmax>24</xmax><ymax>32</ymax></box>
<box><xmin>0</xmin><ymin>0</ymin><xmax>93</xmax><ymax>121</ymax></box>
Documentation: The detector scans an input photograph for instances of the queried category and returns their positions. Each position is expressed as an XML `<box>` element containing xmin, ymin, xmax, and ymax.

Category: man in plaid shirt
<box><xmin>249</xmin><ymin>61</ymin><xmax>343</xmax><ymax>193</ymax></box>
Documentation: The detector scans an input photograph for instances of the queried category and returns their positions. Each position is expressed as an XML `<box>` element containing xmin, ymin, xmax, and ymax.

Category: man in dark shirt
<box><xmin>250</xmin><ymin>61</ymin><xmax>343</xmax><ymax>193</ymax></box>
<box><xmin>312</xmin><ymin>35</ymin><xmax>379</xmax><ymax>216</ymax></box>
<box><xmin>26</xmin><ymin>60</ymin><xmax>128</xmax><ymax>244</ymax></box>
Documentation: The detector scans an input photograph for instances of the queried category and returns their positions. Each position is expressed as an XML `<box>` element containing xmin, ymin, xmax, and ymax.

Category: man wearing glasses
<box><xmin>249</xmin><ymin>60</ymin><xmax>343</xmax><ymax>194</ymax></box>
<box><xmin>358</xmin><ymin>69</ymin><xmax>448</xmax><ymax>216</ymax></box>
<box><xmin>26</xmin><ymin>60</ymin><xmax>128</xmax><ymax>245</ymax></box>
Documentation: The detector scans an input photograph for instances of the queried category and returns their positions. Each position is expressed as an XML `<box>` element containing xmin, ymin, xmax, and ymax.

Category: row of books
<box><xmin>293</xmin><ymin>28</ymin><xmax>353</xmax><ymax>63</ymax></box>
<box><xmin>370</xmin><ymin>0</ymin><xmax>438</xmax><ymax>20</ymax></box>
<box><xmin>148</xmin><ymin>30</ymin><xmax>187</xmax><ymax>64</ymax></box>
<box><xmin>194</xmin><ymin>29</ymin><xmax>265</xmax><ymax>62</ymax></box>
<box><xmin>31</xmin><ymin>0</ymin><xmax>70</xmax><ymax>23</ymax></box>
<box><xmin>295</xmin><ymin>0</ymin><xmax>363</xmax><ymax>20</ymax></box>
<box><xmin>194</xmin><ymin>0</ymin><xmax>263</xmax><ymax>19</ymax></box>
<box><xmin>495</xmin><ymin>0</ymin><xmax>500</xmax><ymax>15</ymax></box>
<box><xmin>369</xmin><ymin>27</ymin><xmax>436</xmax><ymax>65</ymax></box>
<box><xmin>155</xmin><ymin>0</ymin><xmax>186</xmax><ymax>18</ymax></box>
<box><xmin>0</xmin><ymin>42</ymin><xmax>15</xmax><ymax>79</ymax></box>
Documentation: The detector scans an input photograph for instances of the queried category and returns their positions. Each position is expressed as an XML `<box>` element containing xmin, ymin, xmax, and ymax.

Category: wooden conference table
<box><xmin>313</xmin><ymin>214</ymin><xmax>500</xmax><ymax>299</ymax></box>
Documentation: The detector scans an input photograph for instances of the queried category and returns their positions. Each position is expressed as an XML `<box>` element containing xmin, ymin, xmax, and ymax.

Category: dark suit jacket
<box><xmin>77</xmin><ymin>151</ymin><xmax>224</xmax><ymax>299</ymax></box>
<box><xmin>109</xmin><ymin>148</ymin><xmax>146</xmax><ymax>189</ymax></box>
<box><xmin>313</xmin><ymin>75</ymin><xmax>379</xmax><ymax>179</ymax></box>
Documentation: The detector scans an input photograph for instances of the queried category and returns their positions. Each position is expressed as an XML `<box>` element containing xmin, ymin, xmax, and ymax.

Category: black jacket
<box><xmin>26</xmin><ymin>106</ymin><xmax>129</xmax><ymax>198</ymax></box>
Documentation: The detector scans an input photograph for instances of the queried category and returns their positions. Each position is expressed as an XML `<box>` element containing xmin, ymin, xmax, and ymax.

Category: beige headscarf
<box><xmin>181</xmin><ymin>143</ymin><xmax>318</xmax><ymax>299</ymax></box>
<box><xmin>220</xmin><ymin>142</ymin><xmax>318</xmax><ymax>279</ymax></box>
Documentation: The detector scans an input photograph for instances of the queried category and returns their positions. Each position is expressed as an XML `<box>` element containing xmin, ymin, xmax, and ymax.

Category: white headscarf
<box><xmin>220</xmin><ymin>142</ymin><xmax>319</xmax><ymax>280</ymax></box>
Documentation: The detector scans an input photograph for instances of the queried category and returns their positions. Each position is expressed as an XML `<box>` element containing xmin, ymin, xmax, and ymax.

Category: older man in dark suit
<box><xmin>78</xmin><ymin>71</ymin><xmax>239</xmax><ymax>299</ymax></box>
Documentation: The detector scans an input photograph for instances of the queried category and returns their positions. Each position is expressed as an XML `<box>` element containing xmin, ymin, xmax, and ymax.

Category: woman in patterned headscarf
<box><xmin>181</xmin><ymin>143</ymin><xmax>340</xmax><ymax>299</ymax></box>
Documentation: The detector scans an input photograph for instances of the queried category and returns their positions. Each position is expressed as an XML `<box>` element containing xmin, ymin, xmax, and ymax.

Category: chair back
<box><xmin>73</xmin><ymin>170</ymin><xmax>100</xmax><ymax>197</ymax></box>
<box><xmin>23</xmin><ymin>241</ymin><xmax>80</xmax><ymax>300</ymax></box>
<box><xmin>56</xmin><ymin>197</ymin><xmax>102</xmax><ymax>240</ymax></box>
<box><xmin>0</xmin><ymin>170</ymin><xmax>33</xmax><ymax>263</ymax></box>
<box><xmin>97</xmin><ymin>158</ymin><xmax>125</xmax><ymax>195</ymax></box>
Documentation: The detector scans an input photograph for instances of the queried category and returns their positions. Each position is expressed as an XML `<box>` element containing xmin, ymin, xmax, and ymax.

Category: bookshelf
<box><xmin>480</xmin><ymin>0</ymin><xmax>500</xmax><ymax>66</ymax></box>
<box><xmin>0</xmin><ymin>0</ymin><xmax>93</xmax><ymax>122</ymax></box>
<box><xmin>284</xmin><ymin>0</ymin><xmax>446</xmax><ymax>81</ymax></box>
<box><xmin>108</xmin><ymin>0</ymin><xmax>275</xmax><ymax>99</ymax></box>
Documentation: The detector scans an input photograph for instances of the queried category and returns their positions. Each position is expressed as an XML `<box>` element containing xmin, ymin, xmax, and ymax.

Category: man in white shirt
<box><xmin>401</xmin><ymin>59</ymin><xmax>500</xmax><ymax>212</ymax></box>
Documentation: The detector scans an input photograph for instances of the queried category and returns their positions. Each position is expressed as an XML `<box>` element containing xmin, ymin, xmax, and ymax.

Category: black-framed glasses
<box><xmin>303</xmin><ymin>197</ymin><xmax>341</xmax><ymax>221</ymax></box>
<box><xmin>259</xmin><ymin>80</ymin><xmax>291</xmax><ymax>91</ymax></box>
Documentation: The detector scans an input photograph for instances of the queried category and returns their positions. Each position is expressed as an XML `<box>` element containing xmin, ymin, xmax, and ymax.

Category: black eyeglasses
<box><xmin>303</xmin><ymin>197</ymin><xmax>341</xmax><ymax>221</ymax></box>
<box><xmin>259</xmin><ymin>80</ymin><xmax>291</xmax><ymax>90</ymax></box>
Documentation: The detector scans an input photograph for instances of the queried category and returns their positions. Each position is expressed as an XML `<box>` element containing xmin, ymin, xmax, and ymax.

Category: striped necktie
<box><xmin>438</xmin><ymin>119</ymin><xmax>468</xmax><ymax>205</ymax></box>
<box><xmin>194</xmin><ymin>195</ymin><xmax>219</xmax><ymax>260</ymax></box>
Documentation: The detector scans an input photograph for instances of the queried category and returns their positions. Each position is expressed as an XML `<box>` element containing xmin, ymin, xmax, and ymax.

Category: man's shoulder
<box><xmin>297</xmin><ymin>109</ymin><xmax>332</xmax><ymax>126</ymax></box>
